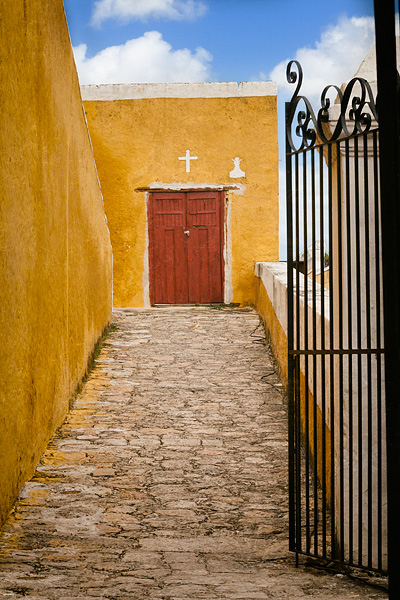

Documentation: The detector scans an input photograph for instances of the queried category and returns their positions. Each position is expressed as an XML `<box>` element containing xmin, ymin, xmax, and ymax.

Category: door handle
<box><xmin>184</xmin><ymin>230</ymin><xmax>190</xmax><ymax>236</ymax></box>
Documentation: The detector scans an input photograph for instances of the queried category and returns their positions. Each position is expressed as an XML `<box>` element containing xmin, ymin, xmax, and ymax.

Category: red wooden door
<box><xmin>149</xmin><ymin>192</ymin><xmax>188</xmax><ymax>304</ymax></box>
<box><xmin>149</xmin><ymin>191</ymin><xmax>224</xmax><ymax>304</ymax></box>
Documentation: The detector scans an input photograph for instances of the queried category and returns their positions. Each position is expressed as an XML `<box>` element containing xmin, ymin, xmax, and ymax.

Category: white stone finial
<box><xmin>179</xmin><ymin>149</ymin><xmax>198</xmax><ymax>173</ymax></box>
<box><xmin>230</xmin><ymin>157</ymin><xmax>245</xmax><ymax>178</ymax></box>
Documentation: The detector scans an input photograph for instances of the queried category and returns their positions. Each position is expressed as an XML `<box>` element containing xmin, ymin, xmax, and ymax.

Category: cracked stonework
<box><xmin>0</xmin><ymin>308</ymin><xmax>387</xmax><ymax>599</ymax></box>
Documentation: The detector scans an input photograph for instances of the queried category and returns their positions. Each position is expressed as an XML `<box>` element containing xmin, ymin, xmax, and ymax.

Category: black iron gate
<box><xmin>374</xmin><ymin>2</ymin><xmax>400</xmax><ymax>597</ymax></box>
<box><xmin>285</xmin><ymin>60</ymin><xmax>387</xmax><ymax>573</ymax></box>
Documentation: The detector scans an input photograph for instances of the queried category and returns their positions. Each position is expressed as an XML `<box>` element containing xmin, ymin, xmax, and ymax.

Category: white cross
<box><xmin>179</xmin><ymin>149</ymin><xmax>198</xmax><ymax>173</ymax></box>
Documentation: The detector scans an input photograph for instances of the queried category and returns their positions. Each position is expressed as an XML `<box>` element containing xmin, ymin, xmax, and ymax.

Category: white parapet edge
<box><xmin>255</xmin><ymin>261</ymin><xmax>331</xmax><ymax>335</ymax></box>
<box><xmin>81</xmin><ymin>81</ymin><xmax>277</xmax><ymax>101</ymax></box>
<box><xmin>255</xmin><ymin>262</ymin><xmax>289</xmax><ymax>334</ymax></box>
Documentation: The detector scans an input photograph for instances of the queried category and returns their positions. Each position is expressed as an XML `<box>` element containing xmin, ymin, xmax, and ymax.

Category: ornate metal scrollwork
<box><xmin>286</xmin><ymin>61</ymin><xmax>378</xmax><ymax>152</ymax></box>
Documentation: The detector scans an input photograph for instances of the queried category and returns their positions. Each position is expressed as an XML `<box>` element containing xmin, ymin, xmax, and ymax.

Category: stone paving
<box><xmin>0</xmin><ymin>308</ymin><xmax>388</xmax><ymax>599</ymax></box>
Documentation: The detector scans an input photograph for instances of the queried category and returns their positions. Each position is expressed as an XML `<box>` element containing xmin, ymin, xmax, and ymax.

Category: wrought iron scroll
<box><xmin>286</xmin><ymin>60</ymin><xmax>378</xmax><ymax>152</ymax></box>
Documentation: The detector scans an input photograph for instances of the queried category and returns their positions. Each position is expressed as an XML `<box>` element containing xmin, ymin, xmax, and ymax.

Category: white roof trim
<box><xmin>81</xmin><ymin>81</ymin><xmax>277</xmax><ymax>101</ymax></box>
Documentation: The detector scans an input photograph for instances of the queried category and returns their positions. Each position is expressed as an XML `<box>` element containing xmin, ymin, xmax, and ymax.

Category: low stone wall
<box><xmin>255</xmin><ymin>260</ymin><xmax>333</xmax><ymax>489</ymax></box>
<box><xmin>0</xmin><ymin>0</ymin><xmax>113</xmax><ymax>527</ymax></box>
<box><xmin>255</xmin><ymin>261</ymin><xmax>387</xmax><ymax>569</ymax></box>
<box><xmin>254</xmin><ymin>262</ymin><xmax>288</xmax><ymax>387</ymax></box>
<box><xmin>255</xmin><ymin>261</ymin><xmax>330</xmax><ymax>390</ymax></box>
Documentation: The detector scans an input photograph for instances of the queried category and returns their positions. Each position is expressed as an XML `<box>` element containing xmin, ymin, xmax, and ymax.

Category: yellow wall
<box><xmin>255</xmin><ymin>265</ymin><xmax>332</xmax><ymax>504</ymax></box>
<box><xmin>0</xmin><ymin>0</ymin><xmax>113</xmax><ymax>527</ymax></box>
<box><xmin>255</xmin><ymin>277</ymin><xmax>288</xmax><ymax>388</ymax></box>
<box><xmin>83</xmin><ymin>88</ymin><xmax>279</xmax><ymax>307</ymax></box>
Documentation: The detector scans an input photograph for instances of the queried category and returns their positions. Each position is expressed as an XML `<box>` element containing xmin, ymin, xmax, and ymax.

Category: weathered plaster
<box><xmin>0</xmin><ymin>0</ymin><xmax>112</xmax><ymax>527</ymax></box>
<box><xmin>81</xmin><ymin>81</ymin><xmax>277</xmax><ymax>101</ymax></box>
<box><xmin>137</xmin><ymin>182</ymin><xmax>246</xmax><ymax>195</ymax></box>
<box><xmin>142</xmin><ymin>193</ymin><xmax>151</xmax><ymax>308</ymax></box>
<box><xmin>255</xmin><ymin>261</ymin><xmax>288</xmax><ymax>333</ymax></box>
<box><xmin>224</xmin><ymin>196</ymin><xmax>233</xmax><ymax>303</ymax></box>
<box><xmin>83</xmin><ymin>89</ymin><xmax>279</xmax><ymax>306</ymax></box>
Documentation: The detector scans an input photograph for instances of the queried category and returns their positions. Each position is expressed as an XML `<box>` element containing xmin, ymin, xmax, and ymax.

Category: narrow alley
<box><xmin>0</xmin><ymin>308</ymin><xmax>387</xmax><ymax>599</ymax></box>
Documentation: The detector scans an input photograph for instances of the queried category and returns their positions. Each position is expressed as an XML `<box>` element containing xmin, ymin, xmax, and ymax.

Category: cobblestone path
<box><xmin>0</xmin><ymin>308</ymin><xmax>387</xmax><ymax>599</ymax></box>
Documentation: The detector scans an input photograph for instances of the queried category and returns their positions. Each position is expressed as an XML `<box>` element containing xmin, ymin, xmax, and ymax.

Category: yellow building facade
<box><xmin>82</xmin><ymin>82</ymin><xmax>279</xmax><ymax>307</ymax></box>
<box><xmin>0</xmin><ymin>0</ymin><xmax>113</xmax><ymax>526</ymax></box>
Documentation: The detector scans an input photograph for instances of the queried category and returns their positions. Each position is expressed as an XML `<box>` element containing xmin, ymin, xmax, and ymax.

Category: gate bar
<box><xmin>285</xmin><ymin>100</ymin><xmax>296</xmax><ymax>556</ymax></box>
<box><xmin>374</xmin><ymin>1</ymin><xmax>400</xmax><ymax>597</ymax></box>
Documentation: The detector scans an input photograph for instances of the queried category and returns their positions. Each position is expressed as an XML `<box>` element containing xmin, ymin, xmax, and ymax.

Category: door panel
<box><xmin>149</xmin><ymin>191</ymin><xmax>224</xmax><ymax>304</ymax></box>
<box><xmin>187</xmin><ymin>192</ymin><xmax>223</xmax><ymax>303</ymax></box>
<box><xmin>150</xmin><ymin>193</ymin><xmax>188</xmax><ymax>304</ymax></box>
<box><xmin>187</xmin><ymin>195</ymin><xmax>218</xmax><ymax>227</ymax></box>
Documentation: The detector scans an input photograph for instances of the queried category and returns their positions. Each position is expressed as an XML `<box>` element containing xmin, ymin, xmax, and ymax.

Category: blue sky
<box><xmin>64</xmin><ymin>0</ymin><xmax>374</xmax><ymax>86</ymax></box>
<box><xmin>63</xmin><ymin>0</ymin><xmax>376</xmax><ymax>257</ymax></box>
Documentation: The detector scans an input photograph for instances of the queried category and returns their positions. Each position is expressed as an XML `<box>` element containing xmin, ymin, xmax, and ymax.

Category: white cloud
<box><xmin>73</xmin><ymin>31</ymin><xmax>212</xmax><ymax>84</ymax></box>
<box><xmin>270</xmin><ymin>15</ymin><xmax>375</xmax><ymax>106</ymax></box>
<box><xmin>270</xmin><ymin>15</ymin><xmax>376</xmax><ymax>260</ymax></box>
<box><xmin>91</xmin><ymin>0</ymin><xmax>207</xmax><ymax>27</ymax></box>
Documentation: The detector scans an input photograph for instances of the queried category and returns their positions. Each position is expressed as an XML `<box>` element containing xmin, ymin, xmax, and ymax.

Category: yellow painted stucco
<box><xmin>256</xmin><ymin>268</ymin><xmax>332</xmax><ymax>503</ymax></box>
<box><xmin>0</xmin><ymin>0</ymin><xmax>113</xmax><ymax>527</ymax></box>
<box><xmin>255</xmin><ymin>277</ymin><xmax>288</xmax><ymax>388</ymax></box>
<box><xmin>83</xmin><ymin>90</ymin><xmax>279</xmax><ymax>306</ymax></box>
